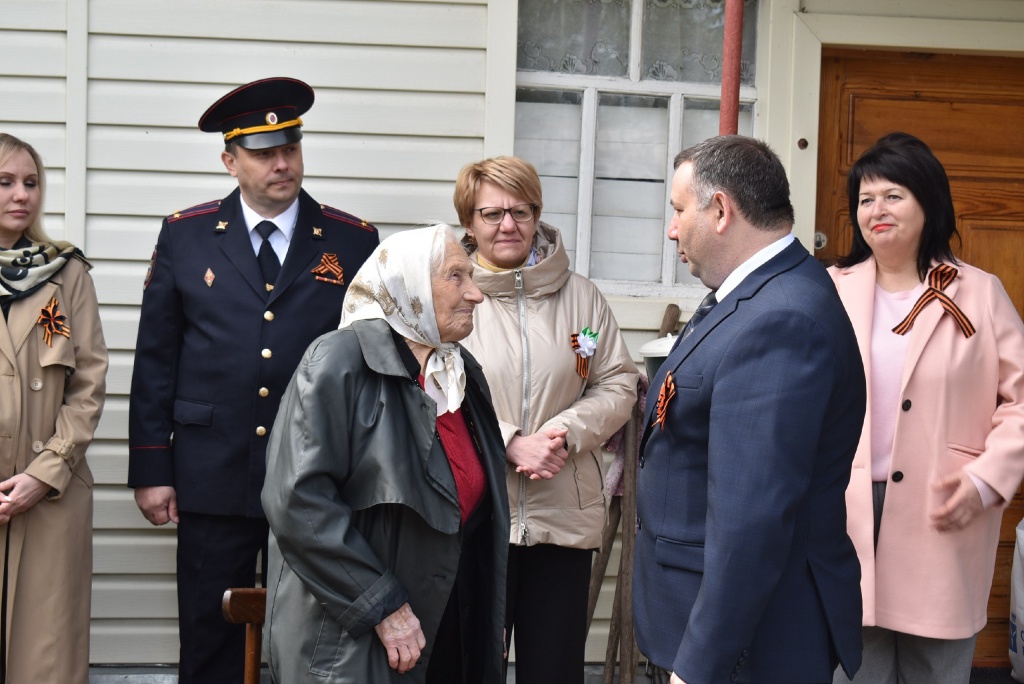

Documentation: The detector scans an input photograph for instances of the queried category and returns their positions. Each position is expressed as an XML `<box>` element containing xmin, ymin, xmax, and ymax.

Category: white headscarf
<box><xmin>340</xmin><ymin>224</ymin><xmax>467</xmax><ymax>416</ymax></box>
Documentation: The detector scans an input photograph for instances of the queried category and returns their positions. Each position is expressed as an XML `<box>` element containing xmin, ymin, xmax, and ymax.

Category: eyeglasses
<box><xmin>475</xmin><ymin>204</ymin><xmax>536</xmax><ymax>225</ymax></box>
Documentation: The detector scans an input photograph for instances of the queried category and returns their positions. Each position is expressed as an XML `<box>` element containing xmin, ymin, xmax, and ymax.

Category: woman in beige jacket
<box><xmin>0</xmin><ymin>134</ymin><xmax>108</xmax><ymax>683</ymax></box>
<box><xmin>455</xmin><ymin>157</ymin><xmax>638</xmax><ymax>684</ymax></box>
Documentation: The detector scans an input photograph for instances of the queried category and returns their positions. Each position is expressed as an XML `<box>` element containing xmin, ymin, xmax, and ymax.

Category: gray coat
<box><xmin>262</xmin><ymin>319</ymin><xmax>510</xmax><ymax>683</ymax></box>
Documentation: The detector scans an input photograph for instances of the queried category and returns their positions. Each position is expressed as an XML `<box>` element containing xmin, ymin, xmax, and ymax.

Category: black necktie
<box><xmin>681</xmin><ymin>291</ymin><xmax>718</xmax><ymax>340</ymax></box>
<box><xmin>255</xmin><ymin>221</ymin><xmax>281</xmax><ymax>292</ymax></box>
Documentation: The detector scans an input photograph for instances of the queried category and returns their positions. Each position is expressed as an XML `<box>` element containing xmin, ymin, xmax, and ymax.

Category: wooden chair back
<box><xmin>222</xmin><ymin>587</ymin><xmax>267</xmax><ymax>684</ymax></box>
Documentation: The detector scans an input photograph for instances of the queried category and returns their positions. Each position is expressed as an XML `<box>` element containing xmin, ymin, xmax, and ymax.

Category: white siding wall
<box><xmin>1</xmin><ymin>0</ymin><xmax>515</xmax><ymax>664</ymax></box>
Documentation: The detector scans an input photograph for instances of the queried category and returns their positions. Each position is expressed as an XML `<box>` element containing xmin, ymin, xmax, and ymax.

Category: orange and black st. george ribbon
<box><xmin>37</xmin><ymin>296</ymin><xmax>71</xmax><ymax>347</ymax></box>
<box><xmin>652</xmin><ymin>371</ymin><xmax>676</xmax><ymax>431</ymax></box>
<box><xmin>892</xmin><ymin>263</ymin><xmax>975</xmax><ymax>339</ymax></box>
<box><xmin>570</xmin><ymin>333</ymin><xmax>590</xmax><ymax>379</ymax></box>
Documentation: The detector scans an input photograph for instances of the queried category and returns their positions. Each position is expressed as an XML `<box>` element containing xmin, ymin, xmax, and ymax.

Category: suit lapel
<box><xmin>268</xmin><ymin>190</ymin><xmax>320</xmax><ymax>305</ymax></box>
<box><xmin>216</xmin><ymin>191</ymin><xmax>267</xmax><ymax>298</ymax></box>
<box><xmin>0</xmin><ymin>308</ymin><xmax>17</xmax><ymax>368</ymax></box>
<box><xmin>7</xmin><ymin>280</ymin><xmax>59</xmax><ymax>355</ymax></box>
<box><xmin>834</xmin><ymin>259</ymin><xmax>877</xmax><ymax>382</ymax></box>
<box><xmin>900</xmin><ymin>262</ymin><xmax>959</xmax><ymax>394</ymax></box>
<box><xmin>640</xmin><ymin>241</ymin><xmax>808</xmax><ymax>447</ymax></box>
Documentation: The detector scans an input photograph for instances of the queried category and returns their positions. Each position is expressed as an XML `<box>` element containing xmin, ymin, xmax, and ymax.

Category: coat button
<box><xmin>256</xmin><ymin>426</ymin><xmax>267</xmax><ymax>437</ymax></box>
<box><xmin>259</xmin><ymin>387</ymin><xmax>269</xmax><ymax>397</ymax></box>
<box><xmin>30</xmin><ymin>378</ymin><xmax>43</xmax><ymax>391</ymax></box>
<box><xmin>264</xmin><ymin>310</ymin><xmax>274</xmax><ymax>321</ymax></box>
<box><xmin>261</xmin><ymin>349</ymin><xmax>272</xmax><ymax>359</ymax></box>
<box><xmin>902</xmin><ymin>399</ymin><xmax>912</xmax><ymax>411</ymax></box>
<box><xmin>32</xmin><ymin>440</ymin><xmax>44</xmax><ymax>453</ymax></box>
<box><xmin>892</xmin><ymin>471</ymin><xmax>904</xmax><ymax>482</ymax></box>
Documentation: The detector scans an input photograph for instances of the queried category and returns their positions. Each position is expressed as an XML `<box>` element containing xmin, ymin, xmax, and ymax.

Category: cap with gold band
<box><xmin>198</xmin><ymin>77</ymin><xmax>315</xmax><ymax>150</ymax></box>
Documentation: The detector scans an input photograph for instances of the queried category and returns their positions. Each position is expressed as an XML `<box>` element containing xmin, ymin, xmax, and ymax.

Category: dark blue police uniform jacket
<box><xmin>633</xmin><ymin>241</ymin><xmax>866</xmax><ymax>684</ymax></box>
<box><xmin>128</xmin><ymin>188</ymin><xmax>379</xmax><ymax>518</ymax></box>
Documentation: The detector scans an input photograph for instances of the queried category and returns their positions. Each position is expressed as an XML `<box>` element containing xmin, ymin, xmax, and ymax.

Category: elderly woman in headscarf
<box><xmin>261</xmin><ymin>223</ymin><xmax>510</xmax><ymax>684</ymax></box>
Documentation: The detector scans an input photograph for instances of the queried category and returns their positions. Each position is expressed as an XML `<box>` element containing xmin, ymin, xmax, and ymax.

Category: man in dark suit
<box><xmin>127</xmin><ymin>77</ymin><xmax>379</xmax><ymax>683</ymax></box>
<box><xmin>633</xmin><ymin>135</ymin><xmax>866</xmax><ymax>684</ymax></box>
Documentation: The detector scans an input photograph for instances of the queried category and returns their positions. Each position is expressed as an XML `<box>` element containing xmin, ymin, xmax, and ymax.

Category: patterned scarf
<box><xmin>0</xmin><ymin>239</ymin><xmax>81</xmax><ymax>301</ymax></box>
<box><xmin>340</xmin><ymin>224</ymin><xmax>467</xmax><ymax>416</ymax></box>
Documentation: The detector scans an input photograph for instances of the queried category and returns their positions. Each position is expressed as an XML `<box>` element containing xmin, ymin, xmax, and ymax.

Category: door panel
<box><xmin>816</xmin><ymin>47</ymin><xmax>1024</xmax><ymax>667</ymax></box>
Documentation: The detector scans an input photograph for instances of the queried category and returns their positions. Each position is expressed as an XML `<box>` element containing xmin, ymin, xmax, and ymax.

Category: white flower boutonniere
<box><xmin>571</xmin><ymin>327</ymin><xmax>599</xmax><ymax>379</ymax></box>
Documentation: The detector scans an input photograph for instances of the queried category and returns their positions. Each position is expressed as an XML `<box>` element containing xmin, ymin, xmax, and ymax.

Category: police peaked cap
<box><xmin>199</xmin><ymin>77</ymin><xmax>315</xmax><ymax>150</ymax></box>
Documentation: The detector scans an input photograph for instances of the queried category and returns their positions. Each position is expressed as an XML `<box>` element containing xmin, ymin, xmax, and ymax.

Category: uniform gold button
<box><xmin>32</xmin><ymin>440</ymin><xmax>44</xmax><ymax>453</ymax></box>
<box><xmin>256</xmin><ymin>426</ymin><xmax>267</xmax><ymax>437</ymax></box>
<box><xmin>259</xmin><ymin>387</ymin><xmax>269</xmax><ymax>397</ymax></box>
<box><xmin>262</xmin><ymin>349</ymin><xmax>272</xmax><ymax>359</ymax></box>
<box><xmin>264</xmin><ymin>311</ymin><xmax>274</xmax><ymax>321</ymax></box>
<box><xmin>30</xmin><ymin>378</ymin><xmax>43</xmax><ymax>391</ymax></box>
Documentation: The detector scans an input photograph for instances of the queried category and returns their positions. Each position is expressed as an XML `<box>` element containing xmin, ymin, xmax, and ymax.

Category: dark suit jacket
<box><xmin>633</xmin><ymin>240</ymin><xmax>866</xmax><ymax>684</ymax></box>
<box><xmin>127</xmin><ymin>188</ymin><xmax>379</xmax><ymax>517</ymax></box>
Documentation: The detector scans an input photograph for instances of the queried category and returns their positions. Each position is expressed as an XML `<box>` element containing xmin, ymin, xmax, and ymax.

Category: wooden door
<box><xmin>815</xmin><ymin>47</ymin><xmax>1024</xmax><ymax>667</ymax></box>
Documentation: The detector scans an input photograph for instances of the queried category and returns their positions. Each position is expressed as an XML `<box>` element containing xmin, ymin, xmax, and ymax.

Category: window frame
<box><xmin>515</xmin><ymin>0</ymin><xmax>758</xmax><ymax>298</ymax></box>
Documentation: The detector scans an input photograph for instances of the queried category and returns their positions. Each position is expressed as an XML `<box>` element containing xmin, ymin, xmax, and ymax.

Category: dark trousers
<box><xmin>505</xmin><ymin>543</ymin><xmax>593</xmax><ymax>684</ymax></box>
<box><xmin>176</xmin><ymin>511</ymin><xmax>269</xmax><ymax>684</ymax></box>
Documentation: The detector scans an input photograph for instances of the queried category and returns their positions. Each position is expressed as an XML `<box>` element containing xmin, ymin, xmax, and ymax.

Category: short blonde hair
<box><xmin>453</xmin><ymin>156</ymin><xmax>544</xmax><ymax>229</ymax></box>
<box><xmin>0</xmin><ymin>133</ymin><xmax>50</xmax><ymax>243</ymax></box>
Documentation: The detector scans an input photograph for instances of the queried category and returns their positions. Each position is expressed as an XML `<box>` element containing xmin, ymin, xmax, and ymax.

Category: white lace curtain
<box><xmin>517</xmin><ymin>0</ymin><xmax>758</xmax><ymax>85</ymax></box>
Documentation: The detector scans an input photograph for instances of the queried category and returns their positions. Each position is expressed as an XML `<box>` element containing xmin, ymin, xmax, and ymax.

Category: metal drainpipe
<box><xmin>719</xmin><ymin>0</ymin><xmax>744</xmax><ymax>135</ymax></box>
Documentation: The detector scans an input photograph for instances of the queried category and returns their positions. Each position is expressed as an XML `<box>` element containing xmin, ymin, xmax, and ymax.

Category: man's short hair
<box><xmin>674</xmin><ymin>135</ymin><xmax>795</xmax><ymax>232</ymax></box>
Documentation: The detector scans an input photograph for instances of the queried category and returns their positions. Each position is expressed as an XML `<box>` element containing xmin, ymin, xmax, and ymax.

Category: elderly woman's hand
<box><xmin>374</xmin><ymin>602</ymin><xmax>426</xmax><ymax>673</ymax></box>
<box><xmin>507</xmin><ymin>428</ymin><xmax>569</xmax><ymax>480</ymax></box>
<box><xmin>0</xmin><ymin>473</ymin><xmax>51</xmax><ymax>525</ymax></box>
<box><xmin>929</xmin><ymin>471</ymin><xmax>985</xmax><ymax>532</ymax></box>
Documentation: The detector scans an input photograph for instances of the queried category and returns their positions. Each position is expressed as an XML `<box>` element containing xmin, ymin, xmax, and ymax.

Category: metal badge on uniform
<box><xmin>311</xmin><ymin>253</ymin><xmax>344</xmax><ymax>286</ymax></box>
<box><xmin>204</xmin><ymin>268</ymin><xmax>215</xmax><ymax>287</ymax></box>
<box><xmin>215</xmin><ymin>221</ymin><xmax>228</xmax><ymax>232</ymax></box>
<box><xmin>312</xmin><ymin>226</ymin><xmax>325</xmax><ymax>240</ymax></box>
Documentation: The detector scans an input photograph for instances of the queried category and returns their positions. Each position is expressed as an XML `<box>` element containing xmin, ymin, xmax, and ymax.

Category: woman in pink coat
<box><xmin>829</xmin><ymin>132</ymin><xmax>1024</xmax><ymax>683</ymax></box>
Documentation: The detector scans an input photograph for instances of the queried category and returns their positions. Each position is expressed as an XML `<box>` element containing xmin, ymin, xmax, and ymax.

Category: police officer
<box><xmin>127</xmin><ymin>77</ymin><xmax>379</xmax><ymax>683</ymax></box>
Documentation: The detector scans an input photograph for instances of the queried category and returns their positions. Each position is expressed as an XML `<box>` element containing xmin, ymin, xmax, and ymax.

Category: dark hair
<box><xmin>836</xmin><ymin>132</ymin><xmax>959</xmax><ymax>279</ymax></box>
<box><xmin>673</xmin><ymin>135</ymin><xmax>794</xmax><ymax>232</ymax></box>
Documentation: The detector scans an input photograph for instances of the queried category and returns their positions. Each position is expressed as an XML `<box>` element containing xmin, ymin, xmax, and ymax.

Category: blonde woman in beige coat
<box><xmin>0</xmin><ymin>134</ymin><xmax>108</xmax><ymax>683</ymax></box>
<box><xmin>455</xmin><ymin>157</ymin><xmax>639</xmax><ymax>684</ymax></box>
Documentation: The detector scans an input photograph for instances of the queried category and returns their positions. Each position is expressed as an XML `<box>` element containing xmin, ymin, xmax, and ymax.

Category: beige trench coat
<box><xmin>0</xmin><ymin>255</ymin><xmax>108</xmax><ymax>683</ymax></box>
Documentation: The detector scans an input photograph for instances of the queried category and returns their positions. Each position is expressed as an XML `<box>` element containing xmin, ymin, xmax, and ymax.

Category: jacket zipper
<box><xmin>515</xmin><ymin>269</ymin><xmax>531</xmax><ymax>544</ymax></box>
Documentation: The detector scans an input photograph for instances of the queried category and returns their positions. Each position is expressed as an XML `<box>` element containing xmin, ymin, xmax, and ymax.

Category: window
<box><xmin>515</xmin><ymin>0</ymin><xmax>758</xmax><ymax>296</ymax></box>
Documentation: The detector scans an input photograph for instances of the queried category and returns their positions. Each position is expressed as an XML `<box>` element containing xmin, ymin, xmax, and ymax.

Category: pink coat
<box><xmin>828</xmin><ymin>258</ymin><xmax>1024</xmax><ymax>638</ymax></box>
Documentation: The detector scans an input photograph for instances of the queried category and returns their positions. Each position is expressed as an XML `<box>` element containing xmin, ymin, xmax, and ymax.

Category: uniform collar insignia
<box><xmin>215</xmin><ymin>221</ymin><xmax>228</xmax><ymax>231</ymax></box>
<box><xmin>204</xmin><ymin>268</ymin><xmax>215</xmax><ymax>287</ymax></box>
<box><xmin>312</xmin><ymin>226</ymin><xmax>324</xmax><ymax>239</ymax></box>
